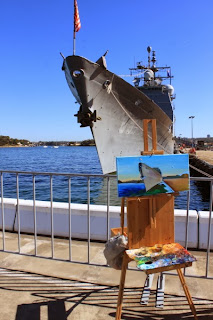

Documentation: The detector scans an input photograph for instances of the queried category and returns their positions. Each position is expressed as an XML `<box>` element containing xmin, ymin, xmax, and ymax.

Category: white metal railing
<box><xmin>0</xmin><ymin>169</ymin><xmax>212</xmax><ymax>279</ymax></box>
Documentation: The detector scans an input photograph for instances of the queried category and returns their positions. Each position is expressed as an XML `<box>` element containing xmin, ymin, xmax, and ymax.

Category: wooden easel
<box><xmin>115</xmin><ymin>119</ymin><xmax>197</xmax><ymax>320</ymax></box>
<box><xmin>141</xmin><ymin>119</ymin><xmax>164</xmax><ymax>156</ymax></box>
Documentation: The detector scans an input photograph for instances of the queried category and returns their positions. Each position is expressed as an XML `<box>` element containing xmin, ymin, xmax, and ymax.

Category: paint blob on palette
<box><xmin>116</xmin><ymin>154</ymin><xmax>189</xmax><ymax>198</ymax></box>
<box><xmin>126</xmin><ymin>243</ymin><xmax>196</xmax><ymax>271</ymax></box>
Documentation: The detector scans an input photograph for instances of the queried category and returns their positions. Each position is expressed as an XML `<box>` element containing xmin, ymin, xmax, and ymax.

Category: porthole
<box><xmin>72</xmin><ymin>69</ymin><xmax>84</xmax><ymax>78</ymax></box>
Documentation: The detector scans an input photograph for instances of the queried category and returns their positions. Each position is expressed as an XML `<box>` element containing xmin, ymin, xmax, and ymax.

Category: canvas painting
<box><xmin>126</xmin><ymin>243</ymin><xmax>196</xmax><ymax>271</ymax></box>
<box><xmin>116</xmin><ymin>154</ymin><xmax>189</xmax><ymax>198</ymax></box>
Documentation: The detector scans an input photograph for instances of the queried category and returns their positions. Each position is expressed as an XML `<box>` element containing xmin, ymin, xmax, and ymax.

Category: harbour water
<box><xmin>0</xmin><ymin>146</ymin><xmax>210</xmax><ymax>210</ymax></box>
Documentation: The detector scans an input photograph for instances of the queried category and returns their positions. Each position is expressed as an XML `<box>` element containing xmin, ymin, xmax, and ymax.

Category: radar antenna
<box><xmin>147</xmin><ymin>46</ymin><xmax>152</xmax><ymax>68</ymax></box>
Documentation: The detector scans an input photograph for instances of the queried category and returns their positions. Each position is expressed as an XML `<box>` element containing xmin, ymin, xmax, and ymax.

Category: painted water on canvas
<box><xmin>126</xmin><ymin>243</ymin><xmax>196</xmax><ymax>271</ymax></box>
<box><xmin>116</xmin><ymin>154</ymin><xmax>189</xmax><ymax>198</ymax></box>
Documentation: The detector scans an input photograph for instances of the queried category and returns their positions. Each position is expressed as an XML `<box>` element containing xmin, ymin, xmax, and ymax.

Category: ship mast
<box><xmin>147</xmin><ymin>46</ymin><xmax>151</xmax><ymax>68</ymax></box>
<box><xmin>129</xmin><ymin>46</ymin><xmax>173</xmax><ymax>88</ymax></box>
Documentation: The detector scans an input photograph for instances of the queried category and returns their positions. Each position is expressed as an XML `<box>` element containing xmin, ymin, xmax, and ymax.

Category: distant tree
<box><xmin>0</xmin><ymin>135</ymin><xmax>31</xmax><ymax>146</ymax></box>
<box><xmin>19</xmin><ymin>139</ymin><xmax>29</xmax><ymax>145</ymax></box>
<box><xmin>81</xmin><ymin>139</ymin><xmax>95</xmax><ymax>146</ymax></box>
<box><xmin>0</xmin><ymin>135</ymin><xmax>10</xmax><ymax>146</ymax></box>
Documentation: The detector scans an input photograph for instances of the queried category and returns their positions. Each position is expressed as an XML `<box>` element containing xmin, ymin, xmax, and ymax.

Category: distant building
<box><xmin>175</xmin><ymin>136</ymin><xmax>213</xmax><ymax>150</ymax></box>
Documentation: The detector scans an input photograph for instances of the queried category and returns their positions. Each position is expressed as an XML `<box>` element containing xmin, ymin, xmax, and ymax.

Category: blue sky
<box><xmin>1</xmin><ymin>0</ymin><xmax>213</xmax><ymax>141</ymax></box>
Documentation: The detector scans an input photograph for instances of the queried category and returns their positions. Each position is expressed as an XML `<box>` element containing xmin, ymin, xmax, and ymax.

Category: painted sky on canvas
<box><xmin>1</xmin><ymin>0</ymin><xmax>213</xmax><ymax>141</ymax></box>
<box><xmin>117</xmin><ymin>154</ymin><xmax>189</xmax><ymax>182</ymax></box>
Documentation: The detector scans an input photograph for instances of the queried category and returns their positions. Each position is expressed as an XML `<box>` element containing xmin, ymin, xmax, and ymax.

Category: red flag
<box><xmin>74</xmin><ymin>0</ymin><xmax>81</xmax><ymax>32</ymax></box>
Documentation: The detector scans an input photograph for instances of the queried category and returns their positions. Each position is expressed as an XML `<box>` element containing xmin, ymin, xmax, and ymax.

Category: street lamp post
<box><xmin>189</xmin><ymin>116</ymin><xmax>195</xmax><ymax>148</ymax></box>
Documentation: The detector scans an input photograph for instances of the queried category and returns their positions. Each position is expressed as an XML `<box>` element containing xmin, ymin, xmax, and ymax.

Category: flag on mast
<box><xmin>74</xmin><ymin>0</ymin><xmax>81</xmax><ymax>33</ymax></box>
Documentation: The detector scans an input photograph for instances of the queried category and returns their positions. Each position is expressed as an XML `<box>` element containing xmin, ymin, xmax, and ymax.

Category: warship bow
<box><xmin>62</xmin><ymin>47</ymin><xmax>175</xmax><ymax>174</ymax></box>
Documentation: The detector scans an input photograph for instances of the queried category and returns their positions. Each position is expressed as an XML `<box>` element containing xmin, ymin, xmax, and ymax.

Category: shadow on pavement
<box><xmin>0</xmin><ymin>267</ymin><xmax>212</xmax><ymax>320</ymax></box>
<box><xmin>15</xmin><ymin>301</ymin><xmax>67</xmax><ymax>320</ymax></box>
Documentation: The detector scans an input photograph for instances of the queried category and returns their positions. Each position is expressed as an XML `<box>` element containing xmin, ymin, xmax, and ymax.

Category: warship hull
<box><xmin>63</xmin><ymin>55</ymin><xmax>173</xmax><ymax>174</ymax></box>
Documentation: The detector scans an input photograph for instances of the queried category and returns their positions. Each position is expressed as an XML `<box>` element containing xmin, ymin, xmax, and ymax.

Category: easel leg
<box><xmin>156</xmin><ymin>273</ymin><xmax>165</xmax><ymax>308</ymax></box>
<box><xmin>140</xmin><ymin>274</ymin><xmax>154</xmax><ymax>305</ymax></box>
<box><xmin>177</xmin><ymin>268</ymin><xmax>198</xmax><ymax>320</ymax></box>
<box><xmin>115</xmin><ymin>253</ymin><xmax>129</xmax><ymax>320</ymax></box>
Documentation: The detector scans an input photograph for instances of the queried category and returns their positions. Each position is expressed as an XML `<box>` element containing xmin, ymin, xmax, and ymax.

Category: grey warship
<box><xmin>62</xmin><ymin>47</ymin><xmax>175</xmax><ymax>174</ymax></box>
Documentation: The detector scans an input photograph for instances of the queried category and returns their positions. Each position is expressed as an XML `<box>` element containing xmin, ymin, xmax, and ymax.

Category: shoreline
<box><xmin>0</xmin><ymin>145</ymin><xmax>96</xmax><ymax>148</ymax></box>
<box><xmin>0</xmin><ymin>145</ymin><xmax>30</xmax><ymax>148</ymax></box>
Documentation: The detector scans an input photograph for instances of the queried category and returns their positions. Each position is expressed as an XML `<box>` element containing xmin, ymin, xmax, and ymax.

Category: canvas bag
<box><xmin>104</xmin><ymin>234</ymin><xmax>128</xmax><ymax>270</ymax></box>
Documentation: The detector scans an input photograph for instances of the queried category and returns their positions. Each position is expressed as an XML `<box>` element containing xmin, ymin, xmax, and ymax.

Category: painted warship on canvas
<box><xmin>61</xmin><ymin>46</ymin><xmax>175</xmax><ymax>174</ymax></box>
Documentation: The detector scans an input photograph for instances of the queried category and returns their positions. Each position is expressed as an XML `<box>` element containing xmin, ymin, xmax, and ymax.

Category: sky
<box><xmin>1</xmin><ymin>0</ymin><xmax>213</xmax><ymax>142</ymax></box>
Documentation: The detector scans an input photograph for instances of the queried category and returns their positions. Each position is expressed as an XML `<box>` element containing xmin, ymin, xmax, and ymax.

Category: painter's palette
<box><xmin>126</xmin><ymin>243</ymin><xmax>196</xmax><ymax>271</ymax></box>
<box><xmin>116</xmin><ymin>154</ymin><xmax>189</xmax><ymax>197</ymax></box>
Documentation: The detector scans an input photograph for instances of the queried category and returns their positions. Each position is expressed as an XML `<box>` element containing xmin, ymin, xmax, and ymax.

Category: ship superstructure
<box><xmin>130</xmin><ymin>46</ymin><xmax>175</xmax><ymax>123</ymax></box>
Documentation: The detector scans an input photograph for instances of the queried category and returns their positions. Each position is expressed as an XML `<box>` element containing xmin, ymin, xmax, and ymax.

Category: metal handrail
<box><xmin>0</xmin><ymin>169</ymin><xmax>212</xmax><ymax>280</ymax></box>
<box><xmin>0</xmin><ymin>169</ymin><xmax>116</xmax><ymax>178</ymax></box>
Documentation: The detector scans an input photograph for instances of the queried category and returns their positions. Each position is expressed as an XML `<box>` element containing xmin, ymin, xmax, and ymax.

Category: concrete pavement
<box><xmin>0</xmin><ymin>232</ymin><xmax>212</xmax><ymax>319</ymax></box>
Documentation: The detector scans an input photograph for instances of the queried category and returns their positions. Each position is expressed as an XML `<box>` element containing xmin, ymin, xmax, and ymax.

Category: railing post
<box><xmin>50</xmin><ymin>175</ymin><xmax>54</xmax><ymax>258</ymax></box>
<box><xmin>185</xmin><ymin>190</ymin><xmax>190</xmax><ymax>250</ymax></box>
<box><xmin>87</xmin><ymin>177</ymin><xmax>90</xmax><ymax>263</ymax></box>
<box><xmin>16</xmin><ymin>173</ymin><xmax>21</xmax><ymax>253</ymax></box>
<box><xmin>1</xmin><ymin>172</ymin><xmax>5</xmax><ymax>250</ymax></box>
<box><xmin>68</xmin><ymin>177</ymin><xmax>72</xmax><ymax>261</ymax></box>
<box><xmin>33</xmin><ymin>175</ymin><xmax>37</xmax><ymax>256</ymax></box>
<box><xmin>184</xmin><ymin>190</ymin><xmax>190</xmax><ymax>276</ymax></box>
<box><xmin>107</xmin><ymin>176</ymin><xmax>110</xmax><ymax>240</ymax></box>
<box><xmin>206</xmin><ymin>181</ymin><xmax>213</xmax><ymax>278</ymax></box>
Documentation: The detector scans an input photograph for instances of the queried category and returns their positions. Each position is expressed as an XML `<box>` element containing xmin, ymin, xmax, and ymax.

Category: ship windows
<box><xmin>72</xmin><ymin>69</ymin><xmax>84</xmax><ymax>79</ymax></box>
